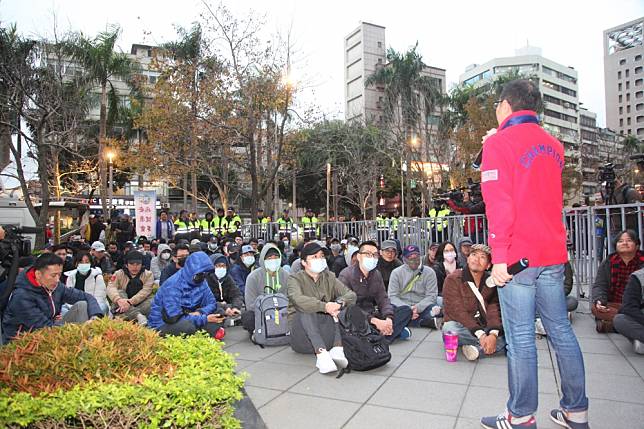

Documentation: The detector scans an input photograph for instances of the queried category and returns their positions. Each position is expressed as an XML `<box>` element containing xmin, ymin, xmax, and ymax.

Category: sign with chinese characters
<box><xmin>133</xmin><ymin>191</ymin><xmax>157</xmax><ymax>239</ymax></box>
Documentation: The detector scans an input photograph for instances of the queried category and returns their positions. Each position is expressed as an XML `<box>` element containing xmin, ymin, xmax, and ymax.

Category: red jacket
<box><xmin>480</xmin><ymin>110</ymin><xmax>567</xmax><ymax>266</ymax></box>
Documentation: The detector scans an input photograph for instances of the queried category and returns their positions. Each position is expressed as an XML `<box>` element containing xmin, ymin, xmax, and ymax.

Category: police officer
<box><xmin>213</xmin><ymin>208</ymin><xmax>227</xmax><ymax>239</ymax></box>
<box><xmin>256</xmin><ymin>208</ymin><xmax>271</xmax><ymax>241</ymax></box>
<box><xmin>301</xmin><ymin>208</ymin><xmax>319</xmax><ymax>241</ymax></box>
<box><xmin>428</xmin><ymin>202</ymin><xmax>450</xmax><ymax>243</ymax></box>
<box><xmin>174</xmin><ymin>210</ymin><xmax>192</xmax><ymax>241</ymax></box>
<box><xmin>276</xmin><ymin>209</ymin><xmax>293</xmax><ymax>241</ymax></box>
<box><xmin>376</xmin><ymin>211</ymin><xmax>389</xmax><ymax>244</ymax></box>
<box><xmin>200</xmin><ymin>211</ymin><xmax>217</xmax><ymax>241</ymax></box>
<box><xmin>225</xmin><ymin>207</ymin><xmax>242</xmax><ymax>239</ymax></box>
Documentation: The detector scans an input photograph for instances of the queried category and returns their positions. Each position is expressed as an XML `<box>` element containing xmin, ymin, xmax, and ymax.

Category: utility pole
<box><xmin>326</xmin><ymin>162</ymin><xmax>331</xmax><ymax>221</ymax></box>
<box><xmin>292</xmin><ymin>170</ymin><xmax>297</xmax><ymax>222</ymax></box>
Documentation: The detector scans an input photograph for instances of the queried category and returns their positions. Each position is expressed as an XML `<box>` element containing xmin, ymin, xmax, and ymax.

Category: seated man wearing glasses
<box><xmin>339</xmin><ymin>241</ymin><xmax>412</xmax><ymax>343</ymax></box>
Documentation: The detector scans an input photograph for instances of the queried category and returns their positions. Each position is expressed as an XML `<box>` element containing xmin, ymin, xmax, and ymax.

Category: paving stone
<box><xmin>625</xmin><ymin>354</ymin><xmax>644</xmax><ymax>379</ymax></box>
<box><xmin>361</xmin><ymin>352</ymin><xmax>407</xmax><ymax>377</ymax></box>
<box><xmin>264</xmin><ymin>347</ymin><xmax>317</xmax><ymax>366</ymax></box>
<box><xmin>454</xmin><ymin>417</ymin><xmax>484</xmax><ymax>429</ymax></box>
<box><xmin>393</xmin><ymin>356</ymin><xmax>475</xmax><ymax>385</ymax></box>
<box><xmin>368</xmin><ymin>377</ymin><xmax>467</xmax><ymax>416</ymax></box>
<box><xmin>244</xmin><ymin>360</ymin><xmax>315</xmax><ymax>390</ymax></box>
<box><xmin>244</xmin><ymin>386</ymin><xmax>282</xmax><ymax>408</ymax></box>
<box><xmin>571</xmin><ymin>316</ymin><xmax>602</xmax><ymax>338</ymax></box>
<box><xmin>224</xmin><ymin>341</ymin><xmax>286</xmax><ymax>361</ymax></box>
<box><xmin>587</xmin><ymin>397</ymin><xmax>644</xmax><ymax>428</ymax></box>
<box><xmin>289</xmin><ymin>371</ymin><xmax>387</xmax><ymax>403</ymax></box>
<box><xmin>234</xmin><ymin>358</ymin><xmax>255</xmax><ymax>372</ymax></box>
<box><xmin>388</xmin><ymin>338</ymin><xmax>423</xmax><ymax>356</ymax></box>
<box><xmin>259</xmin><ymin>392</ymin><xmax>360</xmax><ymax>429</ymax></box>
<box><xmin>221</xmin><ymin>326</ymin><xmax>249</xmax><ymax>343</ymax></box>
<box><xmin>344</xmin><ymin>405</ymin><xmax>456</xmax><ymax>429</ymax></box>
<box><xmin>576</xmin><ymin>336</ymin><xmax>620</xmax><ymax>355</ymax></box>
<box><xmin>470</xmin><ymin>361</ymin><xmax>559</xmax><ymax>394</ymax></box>
<box><xmin>585</xmin><ymin>372</ymin><xmax>644</xmax><ymax>403</ymax></box>
<box><xmin>582</xmin><ymin>352</ymin><xmax>638</xmax><ymax>376</ymax></box>
<box><xmin>410</xmin><ymin>339</ymin><xmax>448</xmax><ymax>360</ymax></box>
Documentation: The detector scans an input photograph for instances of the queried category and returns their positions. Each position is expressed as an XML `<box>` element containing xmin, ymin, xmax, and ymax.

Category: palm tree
<box><xmin>66</xmin><ymin>25</ymin><xmax>137</xmax><ymax>218</ymax></box>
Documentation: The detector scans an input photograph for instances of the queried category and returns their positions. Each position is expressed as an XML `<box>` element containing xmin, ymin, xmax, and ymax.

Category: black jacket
<box><xmin>338</xmin><ymin>264</ymin><xmax>394</xmax><ymax>319</ymax></box>
<box><xmin>377</xmin><ymin>257</ymin><xmax>403</xmax><ymax>291</ymax></box>
<box><xmin>206</xmin><ymin>273</ymin><xmax>243</xmax><ymax>310</ymax></box>
<box><xmin>619</xmin><ymin>270</ymin><xmax>644</xmax><ymax>326</ymax></box>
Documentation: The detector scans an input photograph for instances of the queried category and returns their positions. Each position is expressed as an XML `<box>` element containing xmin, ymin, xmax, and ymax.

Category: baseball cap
<box><xmin>124</xmin><ymin>251</ymin><xmax>144</xmax><ymax>264</ymax></box>
<box><xmin>381</xmin><ymin>240</ymin><xmax>397</xmax><ymax>250</ymax></box>
<box><xmin>402</xmin><ymin>245</ymin><xmax>421</xmax><ymax>258</ymax></box>
<box><xmin>470</xmin><ymin>243</ymin><xmax>492</xmax><ymax>257</ymax></box>
<box><xmin>300</xmin><ymin>242</ymin><xmax>325</xmax><ymax>260</ymax></box>
<box><xmin>91</xmin><ymin>241</ymin><xmax>106</xmax><ymax>252</ymax></box>
<box><xmin>241</xmin><ymin>244</ymin><xmax>256</xmax><ymax>254</ymax></box>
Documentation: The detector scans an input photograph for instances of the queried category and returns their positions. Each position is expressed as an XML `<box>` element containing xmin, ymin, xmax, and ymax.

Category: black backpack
<box><xmin>336</xmin><ymin>305</ymin><xmax>391</xmax><ymax>378</ymax></box>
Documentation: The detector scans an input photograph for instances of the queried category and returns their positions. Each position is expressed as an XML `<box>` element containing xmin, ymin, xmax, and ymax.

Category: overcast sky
<box><xmin>2</xmin><ymin>0</ymin><xmax>644</xmax><ymax>128</ymax></box>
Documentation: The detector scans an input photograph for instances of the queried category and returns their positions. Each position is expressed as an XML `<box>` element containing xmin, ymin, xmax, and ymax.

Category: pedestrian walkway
<box><xmin>224</xmin><ymin>302</ymin><xmax>644</xmax><ymax>429</ymax></box>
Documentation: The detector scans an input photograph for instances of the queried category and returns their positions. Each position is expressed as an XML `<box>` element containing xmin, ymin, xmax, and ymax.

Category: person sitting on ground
<box><xmin>287</xmin><ymin>242</ymin><xmax>357</xmax><ymax>374</ymax></box>
<box><xmin>205</xmin><ymin>253</ymin><xmax>243</xmax><ymax>326</ymax></box>
<box><xmin>107</xmin><ymin>241</ymin><xmax>123</xmax><ymax>270</ymax></box>
<box><xmin>456</xmin><ymin>236</ymin><xmax>473</xmax><ymax>268</ymax></box>
<box><xmin>230</xmin><ymin>245</ymin><xmax>256</xmax><ymax>295</ymax></box>
<box><xmin>65</xmin><ymin>251</ymin><xmax>109</xmax><ymax>315</ymax></box>
<box><xmin>425</xmin><ymin>242</ymin><xmax>439</xmax><ymax>266</ymax></box>
<box><xmin>90</xmin><ymin>241</ymin><xmax>114</xmax><ymax>275</ymax></box>
<box><xmin>2</xmin><ymin>253</ymin><xmax>103</xmax><ymax>343</ymax></box>
<box><xmin>388</xmin><ymin>244</ymin><xmax>442</xmax><ymax>330</ymax></box>
<box><xmin>614</xmin><ymin>267</ymin><xmax>644</xmax><ymax>354</ymax></box>
<box><xmin>151</xmin><ymin>243</ymin><xmax>172</xmax><ymax>282</ymax></box>
<box><xmin>160</xmin><ymin>244</ymin><xmax>190</xmax><ymax>286</ymax></box>
<box><xmin>377</xmin><ymin>240</ymin><xmax>403</xmax><ymax>292</ymax></box>
<box><xmin>339</xmin><ymin>241</ymin><xmax>412</xmax><ymax>343</ymax></box>
<box><xmin>107</xmin><ymin>251</ymin><xmax>154</xmax><ymax>326</ymax></box>
<box><xmin>148</xmin><ymin>251</ymin><xmax>224</xmax><ymax>337</ymax></box>
<box><xmin>242</xmin><ymin>243</ymin><xmax>290</xmax><ymax>335</ymax></box>
<box><xmin>328</xmin><ymin>238</ymin><xmax>342</xmax><ymax>269</ymax></box>
<box><xmin>432</xmin><ymin>241</ymin><xmax>460</xmax><ymax>296</ymax></box>
<box><xmin>442</xmin><ymin>244</ymin><xmax>506</xmax><ymax>361</ymax></box>
<box><xmin>591</xmin><ymin>229</ymin><xmax>644</xmax><ymax>333</ymax></box>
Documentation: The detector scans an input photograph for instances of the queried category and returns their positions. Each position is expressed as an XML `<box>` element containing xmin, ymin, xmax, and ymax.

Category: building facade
<box><xmin>603</xmin><ymin>17</ymin><xmax>644</xmax><ymax>138</ymax></box>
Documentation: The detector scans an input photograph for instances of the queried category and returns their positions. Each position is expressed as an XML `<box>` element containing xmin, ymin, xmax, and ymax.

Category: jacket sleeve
<box><xmin>387</xmin><ymin>269</ymin><xmax>407</xmax><ymax>308</ymax></box>
<box><xmin>230</xmin><ymin>265</ymin><xmax>246</xmax><ymax>290</ymax></box>
<box><xmin>244</xmin><ymin>271</ymin><xmax>261</xmax><ymax>307</ymax></box>
<box><xmin>415</xmin><ymin>268</ymin><xmax>438</xmax><ymax>313</ymax></box>
<box><xmin>128</xmin><ymin>271</ymin><xmax>154</xmax><ymax>306</ymax></box>
<box><xmin>591</xmin><ymin>258</ymin><xmax>610</xmax><ymax>304</ymax></box>
<box><xmin>106</xmin><ymin>272</ymin><xmax>120</xmax><ymax>303</ymax></box>
<box><xmin>151</xmin><ymin>258</ymin><xmax>162</xmax><ymax>280</ymax></box>
<box><xmin>442</xmin><ymin>274</ymin><xmax>481</xmax><ymax>334</ymax></box>
<box><xmin>92</xmin><ymin>272</ymin><xmax>108</xmax><ymax>308</ymax></box>
<box><xmin>333</xmin><ymin>277</ymin><xmax>357</xmax><ymax>306</ymax></box>
<box><xmin>619</xmin><ymin>275</ymin><xmax>644</xmax><ymax>325</ymax></box>
<box><xmin>62</xmin><ymin>286</ymin><xmax>103</xmax><ymax>318</ymax></box>
<box><xmin>160</xmin><ymin>266</ymin><xmax>171</xmax><ymax>286</ymax></box>
<box><xmin>5</xmin><ymin>289</ymin><xmax>54</xmax><ymax>331</ymax></box>
<box><xmin>480</xmin><ymin>135</ymin><xmax>515</xmax><ymax>264</ymax></box>
<box><xmin>225</xmin><ymin>277</ymin><xmax>244</xmax><ymax>309</ymax></box>
<box><xmin>287</xmin><ymin>275</ymin><xmax>326</xmax><ymax>314</ymax></box>
<box><xmin>184</xmin><ymin>286</ymin><xmax>216</xmax><ymax>328</ymax></box>
<box><xmin>370</xmin><ymin>271</ymin><xmax>393</xmax><ymax>318</ymax></box>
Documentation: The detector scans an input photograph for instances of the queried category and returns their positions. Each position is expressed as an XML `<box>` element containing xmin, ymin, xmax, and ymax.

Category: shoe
<box><xmin>481</xmin><ymin>413</ymin><xmax>536</xmax><ymax>428</ymax></box>
<box><xmin>433</xmin><ymin>317</ymin><xmax>443</xmax><ymax>330</ymax></box>
<box><xmin>634</xmin><ymin>339</ymin><xmax>644</xmax><ymax>355</ymax></box>
<box><xmin>595</xmin><ymin>319</ymin><xmax>612</xmax><ymax>333</ymax></box>
<box><xmin>535</xmin><ymin>318</ymin><xmax>547</xmax><ymax>336</ymax></box>
<box><xmin>329</xmin><ymin>346</ymin><xmax>349</xmax><ymax>369</ymax></box>
<box><xmin>462</xmin><ymin>345</ymin><xmax>480</xmax><ymax>361</ymax></box>
<box><xmin>136</xmin><ymin>314</ymin><xmax>148</xmax><ymax>326</ymax></box>
<box><xmin>399</xmin><ymin>327</ymin><xmax>412</xmax><ymax>340</ymax></box>
<box><xmin>214</xmin><ymin>327</ymin><xmax>226</xmax><ymax>341</ymax></box>
<box><xmin>420</xmin><ymin>317</ymin><xmax>443</xmax><ymax>329</ymax></box>
<box><xmin>316</xmin><ymin>349</ymin><xmax>338</xmax><ymax>374</ymax></box>
<box><xmin>549</xmin><ymin>409</ymin><xmax>589</xmax><ymax>429</ymax></box>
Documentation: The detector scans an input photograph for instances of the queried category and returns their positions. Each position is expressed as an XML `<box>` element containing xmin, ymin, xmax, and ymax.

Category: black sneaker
<box><xmin>549</xmin><ymin>409</ymin><xmax>589</xmax><ymax>429</ymax></box>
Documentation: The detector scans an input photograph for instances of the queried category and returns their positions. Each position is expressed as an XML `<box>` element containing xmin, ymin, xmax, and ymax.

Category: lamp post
<box><xmin>401</xmin><ymin>159</ymin><xmax>407</xmax><ymax>218</ymax></box>
<box><xmin>106</xmin><ymin>150</ymin><xmax>115</xmax><ymax>221</ymax></box>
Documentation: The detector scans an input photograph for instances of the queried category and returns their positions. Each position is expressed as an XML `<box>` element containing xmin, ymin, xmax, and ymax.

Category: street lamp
<box><xmin>401</xmin><ymin>160</ymin><xmax>408</xmax><ymax>218</ymax></box>
<box><xmin>106</xmin><ymin>150</ymin><xmax>115</xmax><ymax>220</ymax></box>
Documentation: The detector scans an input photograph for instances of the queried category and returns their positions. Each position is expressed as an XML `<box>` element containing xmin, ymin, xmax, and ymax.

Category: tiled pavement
<box><xmin>224</xmin><ymin>303</ymin><xmax>644</xmax><ymax>429</ymax></box>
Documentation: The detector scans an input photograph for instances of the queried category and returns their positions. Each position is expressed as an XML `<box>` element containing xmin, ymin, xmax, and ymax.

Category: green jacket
<box><xmin>286</xmin><ymin>269</ymin><xmax>356</xmax><ymax>321</ymax></box>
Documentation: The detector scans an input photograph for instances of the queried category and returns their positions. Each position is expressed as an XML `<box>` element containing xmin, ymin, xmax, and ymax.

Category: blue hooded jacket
<box><xmin>148</xmin><ymin>251</ymin><xmax>218</xmax><ymax>329</ymax></box>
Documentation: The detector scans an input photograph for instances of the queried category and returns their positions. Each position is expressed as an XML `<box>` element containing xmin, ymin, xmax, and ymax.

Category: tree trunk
<box><xmin>249</xmin><ymin>126</ymin><xmax>259</xmax><ymax>223</ymax></box>
<box><xmin>98</xmin><ymin>83</ymin><xmax>108</xmax><ymax>218</ymax></box>
<box><xmin>35</xmin><ymin>129</ymin><xmax>51</xmax><ymax>249</ymax></box>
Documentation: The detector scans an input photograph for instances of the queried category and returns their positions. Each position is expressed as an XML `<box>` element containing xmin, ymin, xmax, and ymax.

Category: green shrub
<box><xmin>0</xmin><ymin>319</ymin><xmax>245</xmax><ymax>428</ymax></box>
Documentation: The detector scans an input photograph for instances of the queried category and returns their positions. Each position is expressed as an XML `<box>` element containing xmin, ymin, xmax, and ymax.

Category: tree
<box><xmin>65</xmin><ymin>25</ymin><xmax>137</xmax><ymax>217</ymax></box>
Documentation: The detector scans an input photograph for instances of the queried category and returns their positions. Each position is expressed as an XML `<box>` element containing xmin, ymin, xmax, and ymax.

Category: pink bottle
<box><xmin>442</xmin><ymin>331</ymin><xmax>458</xmax><ymax>362</ymax></box>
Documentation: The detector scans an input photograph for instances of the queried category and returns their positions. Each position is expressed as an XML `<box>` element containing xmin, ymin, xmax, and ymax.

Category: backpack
<box><xmin>252</xmin><ymin>287</ymin><xmax>290</xmax><ymax>347</ymax></box>
<box><xmin>336</xmin><ymin>305</ymin><xmax>391</xmax><ymax>378</ymax></box>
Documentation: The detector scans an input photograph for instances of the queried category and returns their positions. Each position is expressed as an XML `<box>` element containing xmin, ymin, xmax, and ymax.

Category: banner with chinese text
<box><xmin>134</xmin><ymin>190</ymin><xmax>157</xmax><ymax>239</ymax></box>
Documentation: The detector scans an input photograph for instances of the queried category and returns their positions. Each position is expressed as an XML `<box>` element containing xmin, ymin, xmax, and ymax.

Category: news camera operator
<box><xmin>443</xmin><ymin>184</ymin><xmax>486</xmax><ymax>245</ymax></box>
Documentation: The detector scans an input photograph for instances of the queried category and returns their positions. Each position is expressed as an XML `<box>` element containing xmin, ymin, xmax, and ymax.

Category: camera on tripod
<box><xmin>0</xmin><ymin>225</ymin><xmax>36</xmax><ymax>283</ymax></box>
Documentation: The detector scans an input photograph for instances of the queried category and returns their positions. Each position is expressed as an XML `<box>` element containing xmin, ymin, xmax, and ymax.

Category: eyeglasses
<box><xmin>494</xmin><ymin>100</ymin><xmax>504</xmax><ymax>108</ymax></box>
<box><xmin>359</xmin><ymin>251</ymin><xmax>379</xmax><ymax>258</ymax></box>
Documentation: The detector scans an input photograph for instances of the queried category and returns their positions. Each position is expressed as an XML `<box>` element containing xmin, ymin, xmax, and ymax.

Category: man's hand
<box><xmin>411</xmin><ymin>305</ymin><xmax>419</xmax><ymax>320</ymax></box>
<box><xmin>0</xmin><ymin>225</ymin><xmax>5</xmax><ymax>240</ymax></box>
<box><xmin>491</xmin><ymin>263</ymin><xmax>513</xmax><ymax>286</ymax></box>
<box><xmin>224</xmin><ymin>307</ymin><xmax>241</xmax><ymax>317</ymax></box>
<box><xmin>325</xmin><ymin>302</ymin><xmax>341</xmax><ymax>317</ymax></box>
<box><xmin>480</xmin><ymin>334</ymin><xmax>497</xmax><ymax>355</ymax></box>
<box><xmin>371</xmin><ymin>317</ymin><xmax>393</xmax><ymax>336</ymax></box>
<box><xmin>482</xmin><ymin>128</ymin><xmax>497</xmax><ymax>145</ymax></box>
<box><xmin>207</xmin><ymin>314</ymin><xmax>225</xmax><ymax>324</ymax></box>
<box><xmin>116</xmin><ymin>298</ymin><xmax>131</xmax><ymax>313</ymax></box>
<box><xmin>595</xmin><ymin>301</ymin><xmax>609</xmax><ymax>312</ymax></box>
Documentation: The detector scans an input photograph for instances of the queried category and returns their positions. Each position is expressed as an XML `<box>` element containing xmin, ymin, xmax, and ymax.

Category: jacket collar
<box><xmin>461</xmin><ymin>265</ymin><xmax>490</xmax><ymax>287</ymax></box>
<box><xmin>498</xmin><ymin>109</ymin><xmax>538</xmax><ymax>130</ymax></box>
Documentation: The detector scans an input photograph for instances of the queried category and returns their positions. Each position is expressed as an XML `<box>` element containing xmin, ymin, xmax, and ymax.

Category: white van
<box><xmin>0</xmin><ymin>198</ymin><xmax>36</xmax><ymax>244</ymax></box>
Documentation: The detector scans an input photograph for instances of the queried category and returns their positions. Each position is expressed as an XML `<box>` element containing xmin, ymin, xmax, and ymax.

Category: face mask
<box><xmin>307</xmin><ymin>258</ymin><xmax>327</xmax><ymax>274</ymax></box>
<box><xmin>243</xmin><ymin>255</ymin><xmax>255</xmax><ymax>267</ymax></box>
<box><xmin>282</xmin><ymin>241</ymin><xmax>290</xmax><ymax>249</ymax></box>
<box><xmin>77</xmin><ymin>263</ymin><xmax>91</xmax><ymax>274</ymax></box>
<box><xmin>215</xmin><ymin>267</ymin><xmax>227</xmax><ymax>279</ymax></box>
<box><xmin>444</xmin><ymin>251</ymin><xmax>457</xmax><ymax>262</ymax></box>
<box><xmin>405</xmin><ymin>258</ymin><xmax>421</xmax><ymax>271</ymax></box>
<box><xmin>361</xmin><ymin>257</ymin><xmax>378</xmax><ymax>272</ymax></box>
<box><xmin>192</xmin><ymin>272</ymin><xmax>206</xmax><ymax>284</ymax></box>
<box><xmin>264</xmin><ymin>259</ymin><xmax>281</xmax><ymax>272</ymax></box>
<box><xmin>208</xmin><ymin>243</ymin><xmax>217</xmax><ymax>251</ymax></box>
<box><xmin>347</xmin><ymin>245</ymin><xmax>358</xmax><ymax>255</ymax></box>
<box><xmin>330</xmin><ymin>244</ymin><xmax>341</xmax><ymax>253</ymax></box>
<box><xmin>177</xmin><ymin>256</ymin><xmax>187</xmax><ymax>267</ymax></box>
<box><xmin>161</xmin><ymin>252</ymin><xmax>171</xmax><ymax>260</ymax></box>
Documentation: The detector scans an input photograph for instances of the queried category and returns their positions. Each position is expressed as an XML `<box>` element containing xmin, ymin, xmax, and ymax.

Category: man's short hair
<box><xmin>173</xmin><ymin>244</ymin><xmax>190</xmax><ymax>255</ymax></box>
<box><xmin>358</xmin><ymin>240</ymin><xmax>379</xmax><ymax>251</ymax></box>
<box><xmin>33</xmin><ymin>253</ymin><xmax>64</xmax><ymax>271</ymax></box>
<box><xmin>499</xmin><ymin>79</ymin><xmax>542</xmax><ymax>113</ymax></box>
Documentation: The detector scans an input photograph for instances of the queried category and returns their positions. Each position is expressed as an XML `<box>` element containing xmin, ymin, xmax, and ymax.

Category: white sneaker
<box><xmin>315</xmin><ymin>349</ymin><xmax>338</xmax><ymax>374</ymax></box>
<box><xmin>136</xmin><ymin>313</ymin><xmax>148</xmax><ymax>326</ymax></box>
<box><xmin>634</xmin><ymin>339</ymin><xmax>644</xmax><ymax>355</ymax></box>
<box><xmin>535</xmin><ymin>318</ymin><xmax>547</xmax><ymax>336</ymax></box>
<box><xmin>462</xmin><ymin>345</ymin><xmax>480</xmax><ymax>361</ymax></box>
<box><xmin>329</xmin><ymin>346</ymin><xmax>349</xmax><ymax>369</ymax></box>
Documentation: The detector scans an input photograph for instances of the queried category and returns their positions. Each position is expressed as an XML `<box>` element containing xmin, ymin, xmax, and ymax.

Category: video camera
<box><xmin>598</xmin><ymin>163</ymin><xmax>617</xmax><ymax>200</ymax></box>
<box><xmin>0</xmin><ymin>224</ymin><xmax>37</xmax><ymax>284</ymax></box>
<box><xmin>432</xmin><ymin>179</ymin><xmax>482</xmax><ymax>204</ymax></box>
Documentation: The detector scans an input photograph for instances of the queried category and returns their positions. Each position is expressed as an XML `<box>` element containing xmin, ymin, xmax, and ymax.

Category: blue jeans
<box><xmin>498</xmin><ymin>264</ymin><xmax>588</xmax><ymax>417</ymax></box>
<box><xmin>442</xmin><ymin>320</ymin><xmax>506</xmax><ymax>356</ymax></box>
<box><xmin>408</xmin><ymin>303</ymin><xmax>441</xmax><ymax>327</ymax></box>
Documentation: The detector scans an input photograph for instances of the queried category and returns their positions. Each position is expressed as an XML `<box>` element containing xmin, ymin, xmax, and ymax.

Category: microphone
<box><xmin>472</xmin><ymin>149</ymin><xmax>483</xmax><ymax>169</ymax></box>
<box><xmin>486</xmin><ymin>258</ymin><xmax>529</xmax><ymax>288</ymax></box>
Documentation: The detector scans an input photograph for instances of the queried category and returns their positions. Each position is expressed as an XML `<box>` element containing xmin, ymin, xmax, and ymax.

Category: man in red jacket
<box><xmin>479</xmin><ymin>80</ymin><xmax>588</xmax><ymax>429</ymax></box>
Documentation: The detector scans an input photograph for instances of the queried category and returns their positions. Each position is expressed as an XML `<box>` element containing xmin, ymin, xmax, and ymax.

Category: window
<box><xmin>377</xmin><ymin>41</ymin><xmax>382</xmax><ymax>48</ymax></box>
<box><xmin>627</xmin><ymin>93</ymin><xmax>631</xmax><ymax>101</ymax></box>
<box><xmin>618</xmin><ymin>71</ymin><xmax>622</xmax><ymax>79</ymax></box>
<box><xmin>147</xmin><ymin>49</ymin><xmax>152</xmax><ymax>57</ymax></box>
<box><xmin>148</xmin><ymin>75</ymin><xmax>157</xmax><ymax>84</ymax></box>
<box><xmin>636</xmin><ymin>78</ymin><xmax>643</xmax><ymax>86</ymax></box>
<box><xmin>628</xmin><ymin>117</ymin><xmax>631</xmax><ymax>125</ymax></box>
<box><xmin>619</xmin><ymin>82</ymin><xmax>622</xmax><ymax>91</ymax></box>
<box><xmin>636</xmin><ymin>66</ymin><xmax>643</xmax><ymax>74</ymax></box>
<box><xmin>637</xmin><ymin>116</ymin><xmax>644</xmax><ymax>123</ymax></box>
<box><xmin>620</xmin><ymin>106</ymin><xmax>624</xmax><ymax>114</ymax></box>
<box><xmin>637</xmin><ymin>91</ymin><xmax>644</xmax><ymax>99</ymax></box>
<box><xmin>637</xmin><ymin>103</ymin><xmax>644</xmax><ymax>111</ymax></box>
<box><xmin>626</xmin><ymin>69</ymin><xmax>630</xmax><ymax>77</ymax></box>
<box><xmin>636</xmin><ymin>55</ymin><xmax>642</xmax><ymax>61</ymax></box>
<box><xmin>627</xmin><ymin>105</ymin><xmax>631</xmax><ymax>113</ymax></box>
<box><xmin>620</xmin><ymin>118</ymin><xmax>624</xmax><ymax>126</ymax></box>
<box><xmin>627</xmin><ymin>81</ymin><xmax>630</xmax><ymax>89</ymax></box>
<box><xmin>620</xmin><ymin>59</ymin><xmax>626</xmax><ymax>65</ymax></box>
<box><xmin>619</xmin><ymin>94</ymin><xmax>623</xmax><ymax>102</ymax></box>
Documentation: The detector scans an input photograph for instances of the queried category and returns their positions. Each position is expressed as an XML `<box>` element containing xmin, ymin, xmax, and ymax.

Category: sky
<box><xmin>2</xmin><ymin>0</ymin><xmax>644</xmax><ymax>129</ymax></box>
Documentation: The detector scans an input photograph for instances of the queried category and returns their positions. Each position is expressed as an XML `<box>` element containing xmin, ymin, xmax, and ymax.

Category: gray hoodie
<box><xmin>150</xmin><ymin>244</ymin><xmax>172</xmax><ymax>280</ymax></box>
<box><xmin>244</xmin><ymin>243</ymin><xmax>290</xmax><ymax>305</ymax></box>
<box><xmin>388</xmin><ymin>263</ymin><xmax>438</xmax><ymax>313</ymax></box>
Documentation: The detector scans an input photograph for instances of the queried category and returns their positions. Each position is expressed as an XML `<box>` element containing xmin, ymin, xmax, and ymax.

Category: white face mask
<box><xmin>242</xmin><ymin>255</ymin><xmax>255</xmax><ymax>267</ymax></box>
<box><xmin>307</xmin><ymin>258</ymin><xmax>327</xmax><ymax>274</ymax></box>
<box><xmin>161</xmin><ymin>252</ymin><xmax>171</xmax><ymax>260</ymax></box>
<box><xmin>264</xmin><ymin>259</ymin><xmax>281</xmax><ymax>272</ymax></box>
<box><xmin>361</xmin><ymin>257</ymin><xmax>378</xmax><ymax>272</ymax></box>
<box><xmin>347</xmin><ymin>245</ymin><xmax>358</xmax><ymax>255</ymax></box>
<box><xmin>215</xmin><ymin>267</ymin><xmax>227</xmax><ymax>279</ymax></box>
<box><xmin>444</xmin><ymin>251</ymin><xmax>457</xmax><ymax>262</ymax></box>
<box><xmin>77</xmin><ymin>263</ymin><xmax>91</xmax><ymax>274</ymax></box>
